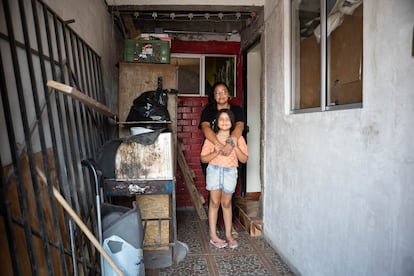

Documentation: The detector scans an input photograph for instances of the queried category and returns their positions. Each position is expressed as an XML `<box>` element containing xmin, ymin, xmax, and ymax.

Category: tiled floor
<box><xmin>145</xmin><ymin>207</ymin><xmax>295</xmax><ymax>276</ymax></box>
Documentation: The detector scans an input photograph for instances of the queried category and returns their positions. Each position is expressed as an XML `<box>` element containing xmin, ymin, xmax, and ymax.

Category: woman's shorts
<box><xmin>206</xmin><ymin>164</ymin><xmax>238</xmax><ymax>194</ymax></box>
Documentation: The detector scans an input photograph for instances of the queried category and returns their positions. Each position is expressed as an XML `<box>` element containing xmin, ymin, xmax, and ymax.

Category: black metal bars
<box><xmin>0</xmin><ymin>0</ymin><xmax>117</xmax><ymax>274</ymax></box>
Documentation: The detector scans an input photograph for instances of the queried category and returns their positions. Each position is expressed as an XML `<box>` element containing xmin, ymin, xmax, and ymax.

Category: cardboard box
<box><xmin>124</xmin><ymin>39</ymin><xmax>170</xmax><ymax>64</ymax></box>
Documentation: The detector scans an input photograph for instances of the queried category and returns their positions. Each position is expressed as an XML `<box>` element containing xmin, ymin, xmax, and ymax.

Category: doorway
<box><xmin>243</xmin><ymin>40</ymin><xmax>262</xmax><ymax>196</ymax></box>
<box><xmin>235</xmin><ymin>39</ymin><xmax>264</xmax><ymax>236</ymax></box>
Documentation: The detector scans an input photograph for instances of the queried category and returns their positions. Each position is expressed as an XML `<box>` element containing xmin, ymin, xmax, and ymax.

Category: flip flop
<box><xmin>210</xmin><ymin>239</ymin><xmax>227</xmax><ymax>249</ymax></box>
<box><xmin>228</xmin><ymin>239</ymin><xmax>238</xmax><ymax>249</ymax></box>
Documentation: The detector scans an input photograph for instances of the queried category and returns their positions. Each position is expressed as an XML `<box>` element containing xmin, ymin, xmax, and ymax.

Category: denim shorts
<box><xmin>206</xmin><ymin>164</ymin><xmax>238</xmax><ymax>194</ymax></box>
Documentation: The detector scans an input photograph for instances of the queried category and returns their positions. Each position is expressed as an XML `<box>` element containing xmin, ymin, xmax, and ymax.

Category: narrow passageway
<box><xmin>145</xmin><ymin>207</ymin><xmax>295</xmax><ymax>275</ymax></box>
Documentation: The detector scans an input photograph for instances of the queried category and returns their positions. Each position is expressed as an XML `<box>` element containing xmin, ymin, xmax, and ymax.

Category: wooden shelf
<box><xmin>103</xmin><ymin>179</ymin><xmax>173</xmax><ymax>197</ymax></box>
<box><xmin>118</xmin><ymin>120</ymin><xmax>172</xmax><ymax>126</ymax></box>
<box><xmin>115</xmin><ymin>63</ymin><xmax>178</xmax><ymax>258</ymax></box>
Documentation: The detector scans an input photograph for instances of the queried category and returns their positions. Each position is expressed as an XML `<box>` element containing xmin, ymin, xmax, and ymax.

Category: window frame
<box><xmin>290</xmin><ymin>0</ymin><xmax>363</xmax><ymax>113</ymax></box>
<box><xmin>171</xmin><ymin>53</ymin><xmax>237</xmax><ymax>97</ymax></box>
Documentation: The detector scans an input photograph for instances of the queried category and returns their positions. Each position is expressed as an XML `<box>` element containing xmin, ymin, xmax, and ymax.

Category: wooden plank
<box><xmin>52</xmin><ymin>185</ymin><xmax>124</xmax><ymax>275</ymax></box>
<box><xmin>118</xmin><ymin>63</ymin><xmax>176</xmax><ymax>122</ymax></box>
<box><xmin>47</xmin><ymin>80</ymin><xmax>118</xmax><ymax>118</ymax></box>
<box><xmin>177</xmin><ymin>142</ymin><xmax>208</xmax><ymax>220</ymax></box>
<box><xmin>117</xmin><ymin>121</ymin><xmax>172</xmax><ymax>125</ymax></box>
<box><xmin>117</xmin><ymin>63</ymin><xmax>177</xmax><ymax>137</ymax></box>
<box><xmin>136</xmin><ymin>194</ymin><xmax>170</xmax><ymax>250</ymax></box>
<box><xmin>1</xmin><ymin>150</ymin><xmax>67</xmax><ymax>275</ymax></box>
<box><xmin>33</xmin><ymin>162</ymin><xmax>124</xmax><ymax>275</ymax></box>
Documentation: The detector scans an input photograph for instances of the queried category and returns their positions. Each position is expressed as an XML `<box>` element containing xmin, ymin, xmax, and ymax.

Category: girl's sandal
<box><xmin>228</xmin><ymin>239</ymin><xmax>238</xmax><ymax>249</ymax></box>
<box><xmin>210</xmin><ymin>239</ymin><xmax>227</xmax><ymax>249</ymax></box>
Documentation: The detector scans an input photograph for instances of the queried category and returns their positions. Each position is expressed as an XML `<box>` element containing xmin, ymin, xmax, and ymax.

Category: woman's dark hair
<box><xmin>207</xmin><ymin>81</ymin><xmax>231</xmax><ymax>107</ymax></box>
<box><xmin>213</xmin><ymin>109</ymin><xmax>235</xmax><ymax>133</ymax></box>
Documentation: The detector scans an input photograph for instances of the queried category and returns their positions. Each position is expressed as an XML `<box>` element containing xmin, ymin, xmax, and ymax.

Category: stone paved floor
<box><xmin>145</xmin><ymin>208</ymin><xmax>295</xmax><ymax>276</ymax></box>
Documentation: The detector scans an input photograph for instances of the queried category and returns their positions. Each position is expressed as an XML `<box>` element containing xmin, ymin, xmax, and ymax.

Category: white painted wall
<box><xmin>246</xmin><ymin>43</ymin><xmax>262</xmax><ymax>193</ymax></box>
<box><xmin>263</xmin><ymin>0</ymin><xmax>414</xmax><ymax>275</ymax></box>
<box><xmin>43</xmin><ymin>0</ymin><xmax>122</xmax><ymax>111</ymax></box>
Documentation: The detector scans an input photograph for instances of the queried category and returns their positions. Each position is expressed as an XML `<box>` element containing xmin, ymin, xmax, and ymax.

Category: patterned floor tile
<box><xmin>214</xmin><ymin>254</ymin><xmax>272</xmax><ymax>276</ymax></box>
<box><xmin>250</xmin><ymin>236</ymin><xmax>276</xmax><ymax>252</ymax></box>
<box><xmin>159</xmin><ymin>255</ymin><xmax>211</xmax><ymax>275</ymax></box>
<box><xmin>177</xmin><ymin>220</ymin><xmax>202</xmax><ymax>235</ymax></box>
<box><xmin>178</xmin><ymin>233</ymin><xmax>205</xmax><ymax>254</ymax></box>
<box><xmin>176</xmin><ymin>208</ymin><xmax>200</xmax><ymax>223</ymax></box>
<box><xmin>146</xmin><ymin>208</ymin><xmax>296</xmax><ymax>276</ymax></box>
<box><xmin>264</xmin><ymin>252</ymin><xmax>295</xmax><ymax>275</ymax></box>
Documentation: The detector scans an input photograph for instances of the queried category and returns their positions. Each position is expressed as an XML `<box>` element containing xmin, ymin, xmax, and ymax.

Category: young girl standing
<box><xmin>200</xmin><ymin>109</ymin><xmax>248</xmax><ymax>249</ymax></box>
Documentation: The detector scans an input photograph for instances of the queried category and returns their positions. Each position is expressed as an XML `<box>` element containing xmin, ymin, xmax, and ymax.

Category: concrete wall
<box><xmin>0</xmin><ymin>0</ymin><xmax>122</xmax><ymax>165</ymax></box>
<box><xmin>246</xmin><ymin>44</ymin><xmax>262</xmax><ymax>193</ymax></box>
<box><xmin>43</xmin><ymin>0</ymin><xmax>122</xmax><ymax>112</ymax></box>
<box><xmin>262</xmin><ymin>0</ymin><xmax>414</xmax><ymax>275</ymax></box>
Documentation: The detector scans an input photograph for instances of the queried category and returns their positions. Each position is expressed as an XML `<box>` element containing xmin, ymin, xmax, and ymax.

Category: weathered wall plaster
<box><xmin>263</xmin><ymin>0</ymin><xmax>414</xmax><ymax>275</ymax></box>
<box><xmin>43</xmin><ymin>0</ymin><xmax>122</xmax><ymax>112</ymax></box>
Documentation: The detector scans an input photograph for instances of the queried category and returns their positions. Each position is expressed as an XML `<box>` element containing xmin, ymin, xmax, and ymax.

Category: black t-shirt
<box><xmin>198</xmin><ymin>104</ymin><xmax>246</xmax><ymax>132</ymax></box>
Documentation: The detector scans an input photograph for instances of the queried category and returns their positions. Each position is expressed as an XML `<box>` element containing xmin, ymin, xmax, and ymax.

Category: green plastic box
<box><xmin>124</xmin><ymin>39</ymin><xmax>170</xmax><ymax>64</ymax></box>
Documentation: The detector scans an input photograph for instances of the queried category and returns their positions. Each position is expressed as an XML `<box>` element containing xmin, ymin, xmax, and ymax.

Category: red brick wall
<box><xmin>172</xmin><ymin>39</ymin><xmax>243</xmax><ymax>207</ymax></box>
<box><xmin>176</xmin><ymin>96</ymin><xmax>208</xmax><ymax>206</ymax></box>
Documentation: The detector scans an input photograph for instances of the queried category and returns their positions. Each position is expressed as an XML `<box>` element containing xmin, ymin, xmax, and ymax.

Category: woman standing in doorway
<box><xmin>199</xmin><ymin>82</ymin><xmax>246</xmax><ymax>159</ymax></box>
<box><xmin>200</xmin><ymin>109</ymin><xmax>248</xmax><ymax>249</ymax></box>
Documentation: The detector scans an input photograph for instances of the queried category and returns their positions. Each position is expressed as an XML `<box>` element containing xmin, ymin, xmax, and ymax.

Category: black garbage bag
<box><xmin>126</xmin><ymin>88</ymin><xmax>170</xmax><ymax>122</ymax></box>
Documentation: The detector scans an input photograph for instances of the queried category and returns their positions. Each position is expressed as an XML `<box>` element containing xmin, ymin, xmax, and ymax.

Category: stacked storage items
<box><xmin>81</xmin><ymin>159</ymin><xmax>145</xmax><ymax>275</ymax></box>
<box><xmin>101</xmin><ymin>203</ymin><xmax>145</xmax><ymax>275</ymax></box>
<box><xmin>112</xmin><ymin>131</ymin><xmax>177</xmax><ymax>269</ymax></box>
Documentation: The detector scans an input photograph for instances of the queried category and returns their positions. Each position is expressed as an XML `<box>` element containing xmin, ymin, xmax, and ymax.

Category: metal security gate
<box><xmin>0</xmin><ymin>0</ymin><xmax>117</xmax><ymax>274</ymax></box>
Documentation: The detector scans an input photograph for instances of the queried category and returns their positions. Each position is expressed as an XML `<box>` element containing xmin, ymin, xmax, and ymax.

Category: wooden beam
<box><xmin>47</xmin><ymin>80</ymin><xmax>118</xmax><ymax>119</ymax></box>
<box><xmin>52</xmin><ymin>186</ymin><xmax>124</xmax><ymax>276</ymax></box>
<box><xmin>177</xmin><ymin>142</ymin><xmax>207</xmax><ymax>220</ymax></box>
<box><xmin>35</xmin><ymin>166</ymin><xmax>124</xmax><ymax>276</ymax></box>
